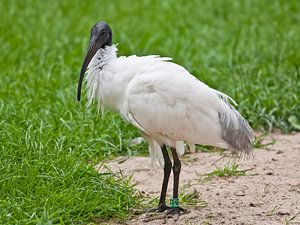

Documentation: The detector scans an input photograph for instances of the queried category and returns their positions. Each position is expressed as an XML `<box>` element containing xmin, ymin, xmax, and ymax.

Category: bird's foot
<box><xmin>149</xmin><ymin>203</ymin><xmax>171</xmax><ymax>213</ymax></box>
<box><xmin>166</xmin><ymin>206</ymin><xmax>186</xmax><ymax>215</ymax></box>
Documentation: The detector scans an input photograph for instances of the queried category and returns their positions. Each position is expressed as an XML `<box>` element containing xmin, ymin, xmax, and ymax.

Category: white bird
<box><xmin>77</xmin><ymin>21</ymin><xmax>255</xmax><ymax>214</ymax></box>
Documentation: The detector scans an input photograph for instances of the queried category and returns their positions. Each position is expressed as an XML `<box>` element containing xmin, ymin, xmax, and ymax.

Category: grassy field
<box><xmin>0</xmin><ymin>0</ymin><xmax>299</xmax><ymax>224</ymax></box>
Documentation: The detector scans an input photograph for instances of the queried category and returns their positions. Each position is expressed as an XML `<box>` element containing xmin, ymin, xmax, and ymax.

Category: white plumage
<box><xmin>77</xmin><ymin>21</ymin><xmax>255</xmax><ymax>213</ymax></box>
<box><xmin>85</xmin><ymin>45</ymin><xmax>254</xmax><ymax>166</ymax></box>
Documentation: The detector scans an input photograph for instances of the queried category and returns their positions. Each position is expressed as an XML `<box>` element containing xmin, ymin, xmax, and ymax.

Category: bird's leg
<box><xmin>171</xmin><ymin>147</ymin><xmax>181</xmax><ymax>199</ymax></box>
<box><xmin>167</xmin><ymin>147</ymin><xmax>185</xmax><ymax>214</ymax></box>
<box><xmin>154</xmin><ymin>145</ymin><xmax>172</xmax><ymax>212</ymax></box>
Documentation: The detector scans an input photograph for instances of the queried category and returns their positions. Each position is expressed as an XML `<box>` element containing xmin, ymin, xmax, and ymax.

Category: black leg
<box><xmin>171</xmin><ymin>147</ymin><xmax>181</xmax><ymax>199</ymax></box>
<box><xmin>167</xmin><ymin>147</ymin><xmax>185</xmax><ymax>214</ymax></box>
<box><xmin>157</xmin><ymin>144</ymin><xmax>172</xmax><ymax>212</ymax></box>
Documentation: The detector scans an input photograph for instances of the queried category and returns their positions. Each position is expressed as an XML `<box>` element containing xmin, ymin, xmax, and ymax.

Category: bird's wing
<box><xmin>121</xmin><ymin>61</ymin><xmax>230</xmax><ymax>149</ymax></box>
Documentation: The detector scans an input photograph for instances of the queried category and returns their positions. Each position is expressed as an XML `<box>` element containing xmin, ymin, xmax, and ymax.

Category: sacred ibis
<box><xmin>77</xmin><ymin>21</ymin><xmax>255</xmax><ymax>214</ymax></box>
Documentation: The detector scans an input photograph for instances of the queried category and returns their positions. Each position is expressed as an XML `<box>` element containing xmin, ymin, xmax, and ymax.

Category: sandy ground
<box><xmin>96</xmin><ymin>132</ymin><xmax>300</xmax><ymax>225</ymax></box>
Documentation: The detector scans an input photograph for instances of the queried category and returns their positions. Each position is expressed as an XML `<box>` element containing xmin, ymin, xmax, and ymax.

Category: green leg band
<box><xmin>170</xmin><ymin>198</ymin><xmax>179</xmax><ymax>208</ymax></box>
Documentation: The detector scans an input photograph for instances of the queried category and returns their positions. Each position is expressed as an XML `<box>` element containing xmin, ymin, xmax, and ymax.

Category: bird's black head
<box><xmin>77</xmin><ymin>21</ymin><xmax>113</xmax><ymax>101</ymax></box>
<box><xmin>90</xmin><ymin>21</ymin><xmax>112</xmax><ymax>47</ymax></box>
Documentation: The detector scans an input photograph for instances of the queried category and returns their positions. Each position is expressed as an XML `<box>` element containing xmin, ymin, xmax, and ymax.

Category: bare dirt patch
<box><xmin>97</xmin><ymin>132</ymin><xmax>300</xmax><ymax>225</ymax></box>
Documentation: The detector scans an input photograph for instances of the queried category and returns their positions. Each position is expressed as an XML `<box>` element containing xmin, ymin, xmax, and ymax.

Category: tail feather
<box><xmin>218</xmin><ymin>105</ymin><xmax>255</xmax><ymax>155</ymax></box>
<box><xmin>213</xmin><ymin>88</ymin><xmax>255</xmax><ymax>155</ymax></box>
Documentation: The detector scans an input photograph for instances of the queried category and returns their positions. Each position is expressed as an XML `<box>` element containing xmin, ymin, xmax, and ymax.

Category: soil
<box><xmin>96</xmin><ymin>132</ymin><xmax>300</xmax><ymax>225</ymax></box>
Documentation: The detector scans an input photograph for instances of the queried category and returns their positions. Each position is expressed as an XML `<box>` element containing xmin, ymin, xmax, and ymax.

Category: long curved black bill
<box><xmin>77</xmin><ymin>39</ymin><xmax>98</xmax><ymax>101</ymax></box>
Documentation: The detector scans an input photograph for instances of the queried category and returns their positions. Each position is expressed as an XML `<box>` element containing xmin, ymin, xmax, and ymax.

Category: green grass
<box><xmin>284</xmin><ymin>212</ymin><xmax>300</xmax><ymax>225</ymax></box>
<box><xmin>0</xmin><ymin>0</ymin><xmax>299</xmax><ymax>223</ymax></box>
<box><xmin>203</xmin><ymin>163</ymin><xmax>247</xmax><ymax>180</ymax></box>
<box><xmin>179</xmin><ymin>189</ymin><xmax>207</xmax><ymax>208</ymax></box>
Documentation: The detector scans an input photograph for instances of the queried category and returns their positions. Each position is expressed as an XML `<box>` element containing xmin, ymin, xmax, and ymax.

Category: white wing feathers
<box><xmin>213</xmin><ymin>89</ymin><xmax>238</xmax><ymax>106</ymax></box>
<box><xmin>119</xmin><ymin>60</ymin><xmax>230</xmax><ymax>165</ymax></box>
<box><xmin>87</xmin><ymin>49</ymin><xmax>254</xmax><ymax>167</ymax></box>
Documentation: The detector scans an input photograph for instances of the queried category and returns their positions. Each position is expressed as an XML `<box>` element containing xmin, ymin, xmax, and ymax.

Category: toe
<box><xmin>149</xmin><ymin>204</ymin><xmax>171</xmax><ymax>213</ymax></box>
<box><xmin>166</xmin><ymin>207</ymin><xmax>186</xmax><ymax>215</ymax></box>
